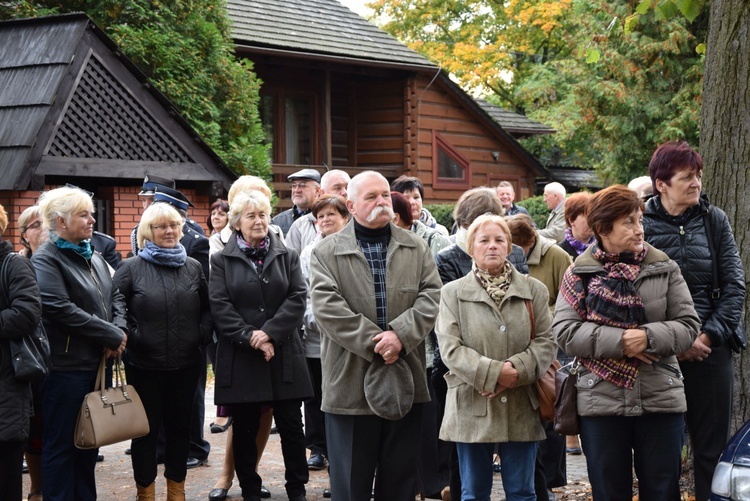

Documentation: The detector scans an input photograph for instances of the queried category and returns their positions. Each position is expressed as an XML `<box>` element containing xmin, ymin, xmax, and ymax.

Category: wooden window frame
<box><xmin>261</xmin><ymin>90</ymin><xmax>319</xmax><ymax>165</ymax></box>
<box><xmin>432</xmin><ymin>131</ymin><xmax>471</xmax><ymax>190</ymax></box>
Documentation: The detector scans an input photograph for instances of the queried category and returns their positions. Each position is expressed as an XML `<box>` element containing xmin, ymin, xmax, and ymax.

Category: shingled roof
<box><xmin>476</xmin><ymin>99</ymin><xmax>556</xmax><ymax>138</ymax></box>
<box><xmin>0</xmin><ymin>13</ymin><xmax>235</xmax><ymax>190</ymax></box>
<box><xmin>227</xmin><ymin>0</ymin><xmax>437</xmax><ymax>69</ymax></box>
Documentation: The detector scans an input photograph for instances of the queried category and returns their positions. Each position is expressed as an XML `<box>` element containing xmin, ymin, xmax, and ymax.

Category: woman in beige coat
<box><xmin>552</xmin><ymin>185</ymin><xmax>699</xmax><ymax>501</ymax></box>
<box><xmin>436</xmin><ymin>214</ymin><xmax>556</xmax><ymax>501</ymax></box>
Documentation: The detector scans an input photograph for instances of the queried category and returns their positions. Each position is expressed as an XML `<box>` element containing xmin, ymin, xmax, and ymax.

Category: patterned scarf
<box><xmin>564</xmin><ymin>227</ymin><xmax>595</xmax><ymax>256</ymax></box>
<box><xmin>559</xmin><ymin>244</ymin><xmax>648</xmax><ymax>389</ymax></box>
<box><xmin>54</xmin><ymin>235</ymin><xmax>93</xmax><ymax>260</ymax></box>
<box><xmin>236</xmin><ymin>233</ymin><xmax>270</xmax><ymax>274</ymax></box>
<box><xmin>473</xmin><ymin>261</ymin><xmax>513</xmax><ymax>309</ymax></box>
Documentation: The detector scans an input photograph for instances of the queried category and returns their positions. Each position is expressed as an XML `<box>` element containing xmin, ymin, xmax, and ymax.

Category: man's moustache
<box><xmin>366</xmin><ymin>205</ymin><xmax>395</xmax><ymax>223</ymax></box>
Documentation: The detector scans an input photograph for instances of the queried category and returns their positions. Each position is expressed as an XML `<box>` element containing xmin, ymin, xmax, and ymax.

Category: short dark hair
<box><xmin>391</xmin><ymin>175</ymin><xmax>424</xmax><ymax>198</ymax></box>
<box><xmin>390</xmin><ymin>191</ymin><xmax>413</xmax><ymax>227</ymax></box>
<box><xmin>453</xmin><ymin>187</ymin><xmax>504</xmax><ymax>229</ymax></box>
<box><xmin>207</xmin><ymin>198</ymin><xmax>229</xmax><ymax>232</ymax></box>
<box><xmin>312</xmin><ymin>194</ymin><xmax>349</xmax><ymax>219</ymax></box>
<box><xmin>648</xmin><ymin>141</ymin><xmax>703</xmax><ymax>195</ymax></box>
<box><xmin>587</xmin><ymin>185</ymin><xmax>644</xmax><ymax>244</ymax></box>
<box><xmin>505</xmin><ymin>213</ymin><xmax>536</xmax><ymax>249</ymax></box>
<box><xmin>564</xmin><ymin>192</ymin><xmax>592</xmax><ymax>227</ymax></box>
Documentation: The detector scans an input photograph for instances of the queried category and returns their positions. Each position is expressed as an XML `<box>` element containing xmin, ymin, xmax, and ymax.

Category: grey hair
<box><xmin>321</xmin><ymin>169</ymin><xmax>351</xmax><ymax>193</ymax></box>
<box><xmin>347</xmin><ymin>171</ymin><xmax>388</xmax><ymax>202</ymax></box>
<box><xmin>544</xmin><ymin>182</ymin><xmax>566</xmax><ymax>197</ymax></box>
<box><xmin>228</xmin><ymin>191</ymin><xmax>272</xmax><ymax>230</ymax></box>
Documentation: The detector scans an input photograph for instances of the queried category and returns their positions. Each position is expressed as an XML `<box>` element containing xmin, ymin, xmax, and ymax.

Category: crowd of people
<box><xmin>0</xmin><ymin>139</ymin><xmax>745</xmax><ymax>501</ymax></box>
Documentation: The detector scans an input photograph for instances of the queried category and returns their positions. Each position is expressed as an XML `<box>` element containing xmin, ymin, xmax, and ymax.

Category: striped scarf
<box><xmin>559</xmin><ymin>244</ymin><xmax>648</xmax><ymax>389</ymax></box>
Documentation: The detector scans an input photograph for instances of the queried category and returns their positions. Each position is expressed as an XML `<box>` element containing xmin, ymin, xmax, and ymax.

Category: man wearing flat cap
<box><xmin>272</xmin><ymin>168</ymin><xmax>322</xmax><ymax>237</ymax></box>
<box><xmin>309</xmin><ymin>171</ymin><xmax>441</xmax><ymax>500</ymax></box>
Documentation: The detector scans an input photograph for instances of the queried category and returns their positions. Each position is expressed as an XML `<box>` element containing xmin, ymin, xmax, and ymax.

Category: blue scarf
<box><xmin>54</xmin><ymin>236</ymin><xmax>93</xmax><ymax>260</ymax></box>
<box><xmin>138</xmin><ymin>241</ymin><xmax>187</xmax><ymax>267</ymax></box>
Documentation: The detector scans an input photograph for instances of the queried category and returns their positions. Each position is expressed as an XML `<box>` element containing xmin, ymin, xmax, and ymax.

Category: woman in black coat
<box><xmin>643</xmin><ymin>141</ymin><xmax>746</xmax><ymax>501</ymax></box>
<box><xmin>0</xmin><ymin>203</ymin><xmax>43</xmax><ymax>501</ymax></box>
<box><xmin>114</xmin><ymin>202</ymin><xmax>212</xmax><ymax>501</ymax></box>
<box><xmin>210</xmin><ymin>191</ymin><xmax>312</xmax><ymax>501</ymax></box>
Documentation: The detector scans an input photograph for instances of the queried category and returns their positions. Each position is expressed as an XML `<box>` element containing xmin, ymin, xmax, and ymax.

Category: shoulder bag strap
<box><xmin>703</xmin><ymin>211</ymin><xmax>721</xmax><ymax>300</ymax></box>
<box><xmin>525</xmin><ymin>298</ymin><xmax>536</xmax><ymax>341</ymax></box>
<box><xmin>0</xmin><ymin>253</ymin><xmax>17</xmax><ymax>309</ymax></box>
<box><xmin>523</xmin><ymin>275</ymin><xmax>536</xmax><ymax>341</ymax></box>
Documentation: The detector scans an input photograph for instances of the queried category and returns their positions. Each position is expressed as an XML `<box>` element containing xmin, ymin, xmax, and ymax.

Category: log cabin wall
<box><xmin>354</xmin><ymin>78</ymin><xmax>405</xmax><ymax>175</ymax></box>
<box><xmin>405</xmin><ymin>75</ymin><xmax>537</xmax><ymax>205</ymax></box>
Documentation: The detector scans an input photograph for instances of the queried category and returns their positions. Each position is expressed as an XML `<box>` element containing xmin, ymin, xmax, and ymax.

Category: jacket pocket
<box><xmin>445</xmin><ymin>371</ymin><xmax>487</xmax><ymax>417</ymax></box>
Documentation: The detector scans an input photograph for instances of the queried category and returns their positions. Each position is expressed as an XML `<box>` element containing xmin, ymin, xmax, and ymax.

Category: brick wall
<box><xmin>109</xmin><ymin>186</ymin><xmax>210</xmax><ymax>257</ymax></box>
<box><xmin>0</xmin><ymin>190</ymin><xmax>44</xmax><ymax>252</ymax></box>
<box><xmin>1</xmin><ymin>186</ymin><xmax>212</xmax><ymax>259</ymax></box>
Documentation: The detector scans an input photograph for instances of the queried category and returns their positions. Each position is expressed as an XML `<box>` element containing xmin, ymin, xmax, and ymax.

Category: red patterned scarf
<box><xmin>559</xmin><ymin>245</ymin><xmax>648</xmax><ymax>389</ymax></box>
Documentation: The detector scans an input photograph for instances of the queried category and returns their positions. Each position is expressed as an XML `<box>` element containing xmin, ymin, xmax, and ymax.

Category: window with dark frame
<box><xmin>259</xmin><ymin>92</ymin><xmax>315</xmax><ymax>165</ymax></box>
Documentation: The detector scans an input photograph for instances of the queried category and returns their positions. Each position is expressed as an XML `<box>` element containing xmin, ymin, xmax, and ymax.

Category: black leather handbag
<box><xmin>1</xmin><ymin>254</ymin><xmax>50</xmax><ymax>383</ymax></box>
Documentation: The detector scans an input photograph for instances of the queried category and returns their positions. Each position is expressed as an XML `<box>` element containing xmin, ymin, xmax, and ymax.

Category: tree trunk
<box><xmin>700</xmin><ymin>0</ymin><xmax>750</xmax><ymax>432</ymax></box>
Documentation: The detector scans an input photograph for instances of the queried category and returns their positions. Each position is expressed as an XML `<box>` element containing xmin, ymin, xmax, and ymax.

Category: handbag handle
<box><xmin>93</xmin><ymin>355</ymin><xmax>126</xmax><ymax>396</ymax></box>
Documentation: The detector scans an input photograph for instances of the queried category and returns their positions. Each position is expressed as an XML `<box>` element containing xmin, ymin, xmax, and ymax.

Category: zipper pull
<box><xmin>679</xmin><ymin>225</ymin><xmax>685</xmax><ymax>236</ymax></box>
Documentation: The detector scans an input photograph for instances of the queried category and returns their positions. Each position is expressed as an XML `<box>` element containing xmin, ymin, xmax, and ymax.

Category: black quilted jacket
<box><xmin>643</xmin><ymin>194</ymin><xmax>745</xmax><ymax>346</ymax></box>
<box><xmin>114</xmin><ymin>255</ymin><xmax>212</xmax><ymax>369</ymax></box>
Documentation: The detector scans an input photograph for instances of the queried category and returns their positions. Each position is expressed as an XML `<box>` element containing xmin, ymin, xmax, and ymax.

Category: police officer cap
<box><xmin>153</xmin><ymin>186</ymin><xmax>193</xmax><ymax>211</ymax></box>
<box><xmin>139</xmin><ymin>174</ymin><xmax>176</xmax><ymax>196</ymax></box>
<box><xmin>287</xmin><ymin>168</ymin><xmax>321</xmax><ymax>184</ymax></box>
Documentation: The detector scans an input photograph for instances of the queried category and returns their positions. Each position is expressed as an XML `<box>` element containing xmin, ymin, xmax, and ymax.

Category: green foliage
<box><xmin>2</xmin><ymin>0</ymin><xmax>270</xmax><ymax>178</ymax></box>
<box><xmin>373</xmin><ymin>0</ymin><xmax>706</xmax><ymax>184</ymax></box>
<box><xmin>424</xmin><ymin>203</ymin><xmax>455</xmax><ymax>231</ymax></box>
<box><xmin>516</xmin><ymin>195</ymin><xmax>548</xmax><ymax>229</ymax></box>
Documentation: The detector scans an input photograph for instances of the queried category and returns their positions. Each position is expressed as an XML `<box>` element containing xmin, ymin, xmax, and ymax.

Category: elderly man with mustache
<box><xmin>309</xmin><ymin>171</ymin><xmax>442</xmax><ymax>501</ymax></box>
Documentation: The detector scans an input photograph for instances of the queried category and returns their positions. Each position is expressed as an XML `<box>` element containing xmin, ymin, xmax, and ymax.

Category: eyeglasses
<box><xmin>290</xmin><ymin>182</ymin><xmax>316</xmax><ymax>190</ymax></box>
<box><xmin>150</xmin><ymin>222</ymin><xmax>181</xmax><ymax>231</ymax></box>
<box><xmin>24</xmin><ymin>221</ymin><xmax>42</xmax><ymax>231</ymax></box>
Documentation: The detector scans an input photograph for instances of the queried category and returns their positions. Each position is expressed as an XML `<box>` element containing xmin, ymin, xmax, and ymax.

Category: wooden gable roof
<box><xmin>227</xmin><ymin>0</ymin><xmax>437</xmax><ymax>70</ymax></box>
<box><xmin>0</xmin><ymin>13</ymin><xmax>235</xmax><ymax>191</ymax></box>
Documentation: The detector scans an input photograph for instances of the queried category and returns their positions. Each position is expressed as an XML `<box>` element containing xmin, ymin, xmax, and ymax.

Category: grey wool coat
<box><xmin>309</xmin><ymin>220</ymin><xmax>442</xmax><ymax>415</ymax></box>
<box><xmin>552</xmin><ymin>243</ymin><xmax>700</xmax><ymax>417</ymax></box>
<box><xmin>436</xmin><ymin>265</ymin><xmax>556</xmax><ymax>443</ymax></box>
<box><xmin>209</xmin><ymin>231</ymin><xmax>312</xmax><ymax>405</ymax></box>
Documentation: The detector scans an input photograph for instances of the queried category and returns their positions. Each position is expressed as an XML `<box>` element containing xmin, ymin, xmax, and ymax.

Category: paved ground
<box><xmin>23</xmin><ymin>381</ymin><xmax>589</xmax><ymax>500</ymax></box>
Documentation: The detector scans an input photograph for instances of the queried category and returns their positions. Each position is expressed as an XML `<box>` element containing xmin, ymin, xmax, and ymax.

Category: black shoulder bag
<box><xmin>1</xmin><ymin>253</ymin><xmax>51</xmax><ymax>382</ymax></box>
<box><xmin>703</xmin><ymin>211</ymin><xmax>746</xmax><ymax>353</ymax></box>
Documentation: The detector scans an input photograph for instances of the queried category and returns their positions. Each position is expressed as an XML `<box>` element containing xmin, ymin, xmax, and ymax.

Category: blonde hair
<box><xmin>227</xmin><ymin>175</ymin><xmax>272</xmax><ymax>205</ymax></box>
<box><xmin>466</xmin><ymin>214</ymin><xmax>513</xmax><ymax>257</ymax></box>
<box><xmin>137</xmin><ymin>203</ymin><xmax>184</xmax><ymax>249</ymax></box>
<box><xmin>228</xmin><ymin>191</ymin><xmax>272</xmax><ymax>231</ymax></box>
<box><xmin>37</xmin><ymin>186</ymin><xmax>94</xmax><ymax>239</ymax></box>
<box><xmin>0</xmin><ymin>203</ymin><xmax>7</xmax><ymax>234</ymax></box>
